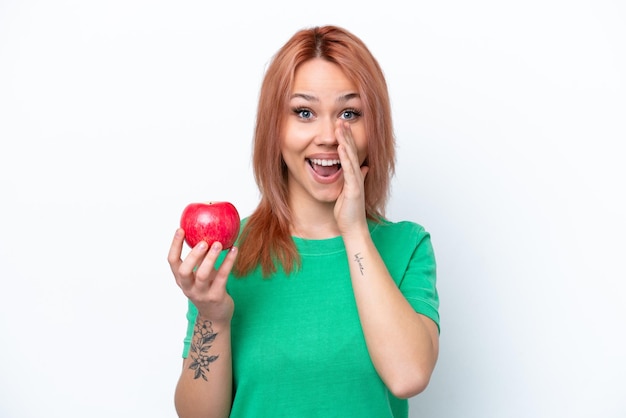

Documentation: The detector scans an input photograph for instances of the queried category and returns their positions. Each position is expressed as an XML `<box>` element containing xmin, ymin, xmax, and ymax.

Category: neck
<box><xmin>288</xmin><ymin>198</ymin><xmax>339</xmax><ymax>239</ymax></box>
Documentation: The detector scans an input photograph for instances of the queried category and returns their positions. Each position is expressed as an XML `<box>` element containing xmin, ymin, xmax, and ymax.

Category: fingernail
<box><xmin>210</xmin><ymin>242</ymin><xmax>222</xmax><ymax>253</ymax></box>
<box><xmin>197</xmin><ymin>241</ymin><xmax>207</xmax><ymax>250</ymax></box>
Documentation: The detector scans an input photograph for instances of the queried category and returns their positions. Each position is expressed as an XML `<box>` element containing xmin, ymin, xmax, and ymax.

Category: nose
<box><xmin>315</xmin><ymin>117</ymin><xmax>338</xmax><ymax>146</ymax></box>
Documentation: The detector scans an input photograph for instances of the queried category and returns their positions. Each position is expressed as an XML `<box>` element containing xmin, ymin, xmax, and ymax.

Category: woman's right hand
<box><xmin>168</xmin><ymin>228</ymin><xmax>237</xmax><ymax>324</ymax></box>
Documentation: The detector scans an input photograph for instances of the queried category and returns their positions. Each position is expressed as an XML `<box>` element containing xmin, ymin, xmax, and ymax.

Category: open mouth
<box><xmin>307</xmin><ymin>158</ymin><xmax>342</xmax><ymax>177</ymax></box>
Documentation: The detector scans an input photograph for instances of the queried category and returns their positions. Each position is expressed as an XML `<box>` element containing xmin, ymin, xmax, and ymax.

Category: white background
<box><xmin>1</xmin><ymin>1</ymin><xmax>625</xmax><ymax>417</ymax></box>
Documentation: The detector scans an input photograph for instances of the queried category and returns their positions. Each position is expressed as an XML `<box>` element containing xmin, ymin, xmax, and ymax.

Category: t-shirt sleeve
<box><xmin>399</xmin><ymin>225</ymin><xmax>440</xmax><ymax>332</ymax></box>
<box><xmin>182</xmin><ymin>299</ymin><xmax>198</xmax><ymax>358</ymax></box>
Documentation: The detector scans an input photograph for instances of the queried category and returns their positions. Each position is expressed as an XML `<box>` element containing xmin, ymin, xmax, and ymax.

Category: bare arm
<box><xmin>168</xmin><ymin>229</ymin><xmax>237</xmax><ymax>418</ymax></box>
<box><xmin>343</xmin><ymin>228</ymin><xmax>439</xmax><ymax>399</ymax></box>
<box><xmin>175</xmin><ymin>316</ymin><xmax>232</xmax><ymax>418</ymax></box>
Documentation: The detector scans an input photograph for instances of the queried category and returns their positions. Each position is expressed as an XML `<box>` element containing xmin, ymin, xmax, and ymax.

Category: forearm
<box><xmin>343</xmin><ymin>228</ymin><xmax>439</xmax><ymax>398</ymax></box>
<box><xmin>175</xmin><ymin>316</ymin><xmax>232</xmax><ymax>418</ymax></box>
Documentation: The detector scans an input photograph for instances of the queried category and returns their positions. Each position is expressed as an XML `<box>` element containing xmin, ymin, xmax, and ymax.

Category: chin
<box><xmin>313</xmin><ymin>189</ymin><xmax>341</xmax><ymax>204</ymax></box>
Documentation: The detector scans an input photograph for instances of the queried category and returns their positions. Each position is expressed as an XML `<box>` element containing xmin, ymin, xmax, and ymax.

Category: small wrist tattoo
<box><xmin>189</xmin><ymin>319</ymin><xmax>219</xmax><ymax>381</ymax></box>
<box><xmin>354</xmin><ymin>252</ymin><xmax>365</xmax><ymax>276</ymax></box>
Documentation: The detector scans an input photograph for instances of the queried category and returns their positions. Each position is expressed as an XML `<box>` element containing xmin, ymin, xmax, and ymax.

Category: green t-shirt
<box><xmin>182</xmin><ymin>219</ymin><xmax>439</xmax><ymax>417</ymax></box>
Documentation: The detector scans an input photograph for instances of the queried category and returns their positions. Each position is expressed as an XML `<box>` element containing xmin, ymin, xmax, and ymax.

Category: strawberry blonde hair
<box><xmin>233</xmin><ymin>25</ymin><xmax>395</xmax><ymax>277</ymax></box>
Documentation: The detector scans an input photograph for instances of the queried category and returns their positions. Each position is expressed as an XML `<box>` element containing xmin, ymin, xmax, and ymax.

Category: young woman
<box><xmin>168</xmin><ymin>25</ymin><xmax>440</xmax><ymax>418</ymax></box>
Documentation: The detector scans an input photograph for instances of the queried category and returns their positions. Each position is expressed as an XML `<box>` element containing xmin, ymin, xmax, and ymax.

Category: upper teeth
<box><xmin>310</xmin><ymin>158</ymin><xmax>340</xmax><ymax>166</ymax></box>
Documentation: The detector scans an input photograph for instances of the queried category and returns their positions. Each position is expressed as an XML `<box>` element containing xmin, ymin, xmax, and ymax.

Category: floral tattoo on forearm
<box><xmin>189</xmin><ymin>319</ymin><xmax>219</xmax><ymax>381</ymax></box>
<box><xmin>354</xmin><ymin>252</ymin><xmax>365</xmax><ymax>276</ymax></box>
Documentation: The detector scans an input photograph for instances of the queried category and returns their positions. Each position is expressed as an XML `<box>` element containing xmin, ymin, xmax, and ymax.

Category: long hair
<box><xmin>233</xmin><ymin>25</ymin><xmax>396</xmax><ymax>277</ymax></box>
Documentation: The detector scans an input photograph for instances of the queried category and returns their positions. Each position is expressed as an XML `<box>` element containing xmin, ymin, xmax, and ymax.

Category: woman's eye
<box><xmin>340</xmin><ymin>109</ymin><xmax>362</xmax><ymax>120</ymax></box>
<box><xmin>293</xmin><ymin>108</ymin><xmax>313</xmax><ymax>119</ymax></box>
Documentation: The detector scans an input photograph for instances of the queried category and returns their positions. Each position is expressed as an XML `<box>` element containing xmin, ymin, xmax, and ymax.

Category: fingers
<box><xmin>173</xmin><ymin>237</ymin><xmax>237</xmax><ymax>299</ymax></box>
<box><xmin>333</xmin><ymin>121</ymin><xmax>370</xmax><ymax>234</ymax></box>
<box><xmin>360</xmin><ymin>165</ymin><xmax>370</xmax><ymax>178</ymax></box>
<box><xmin>337</xmin><ymin>124</ymin><xmax>366</xmax><ymax>202</ymax></box>
<box><xmin>167</xmin><ymin>228</ymin><xmax>185</xmax><ymax>272</ymax></box>
<box><xmin>336</xmin><ymin>122</ymin><xmax>363</xmax><ymax>177</ymax></box>
<box><xmin>193</xmin><ymin>241</ymin><xmax>224</xmax><ymax>286</ymax></box>
<box><xmin>338</xmin><ymin>142</ymin><xmax>358</xmax><ymax>176</ymax></box>
<box><xmin>211</xmin><ymin>246</ymin><xmax>238</xmax><ymax>299</ymax></box>
<box><xmin>174</xmin><ymin>240</ymin><xmax>202</xmax><ymax>280</ymax></box>
<box><xmin>336</xmin><ymin>122</ymin><xmax>356</xmax><ymax>156</ymax></box>
<box><xmin>195</xmin><ymin>244</ymin><xmax>238</xmax><ymax>299</ymax></box>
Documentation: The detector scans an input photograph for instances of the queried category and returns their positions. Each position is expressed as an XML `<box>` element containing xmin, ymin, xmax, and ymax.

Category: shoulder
<box><xmin>369</xmin><ymin>218</ymin><xmax>435</xmax><ymax>264</ymax></box>
<box><xmin>240</xmin><ymin>216</ymin><xmax>251</xmax><ymax>228</ymax></box>
<box><xmin>370</xmin><ymin>218</ymin><xmax>430</xmax><ymax>244</ymax></box>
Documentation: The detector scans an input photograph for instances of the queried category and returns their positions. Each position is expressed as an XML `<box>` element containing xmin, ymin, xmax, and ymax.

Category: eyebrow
<box><xmin>290</xmin><ymin>92</ymin><xmax>360</xmax><ymax>103</ymax></box>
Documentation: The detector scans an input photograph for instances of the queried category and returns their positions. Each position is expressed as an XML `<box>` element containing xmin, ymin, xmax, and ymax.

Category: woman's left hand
<box><xmin>334</xmin><ymin>121</ymin><xmax>369</xmax><ymax>236</ymax></box>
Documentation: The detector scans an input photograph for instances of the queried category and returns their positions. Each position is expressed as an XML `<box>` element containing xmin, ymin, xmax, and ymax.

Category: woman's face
<box><xmin>280</xmin><ymin>58</ymin><xmax>368</xmax><ymax>206</ymax></box>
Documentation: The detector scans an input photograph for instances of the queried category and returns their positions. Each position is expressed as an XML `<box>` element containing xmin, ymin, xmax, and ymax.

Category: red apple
<box><xmin>180</xmin><ymin>201</ymin><xmax>241</xmax><ymax>249</ymax></box>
